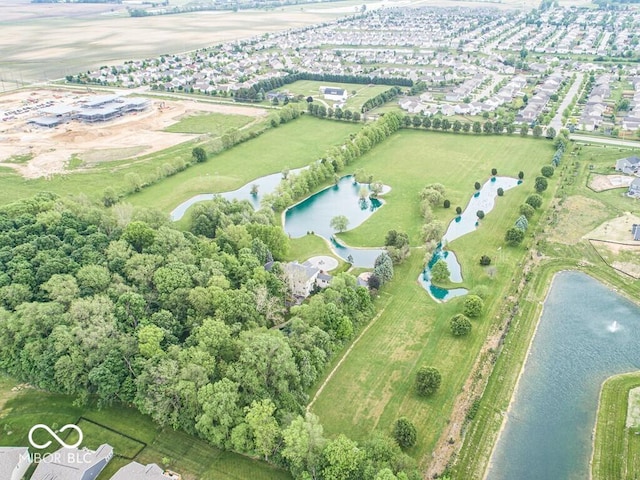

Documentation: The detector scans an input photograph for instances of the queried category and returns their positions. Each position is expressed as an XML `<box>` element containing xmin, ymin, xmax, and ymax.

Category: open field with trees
<box><xmin>339</xmin><ymin>130</ymin><xmax>556</xmax><ymax>247</ymax></box>
<box><xmin>310</xmin><ymin>130</ymin><xmax>556</xmax><ymax>464</ymax></box>
<box><xmin>129</xmin><ymin>115</ymin><xmax>362</xmax><ymax>213</ymax></box>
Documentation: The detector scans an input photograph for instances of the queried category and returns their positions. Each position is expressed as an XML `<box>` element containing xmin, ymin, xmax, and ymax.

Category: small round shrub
<box><xmin>479</xmin><ymin>255</ymin><xmax>491</xmax><ymax>266</ymax></box>
<box><xmin>450</xmin><ymin>314</ymin><xmax>472</xmax><ymax>336</ymax></box>
<box><xmin>393</xmin><ymin>417</ymin><xmax>417</xmax><ymax>448</ymax></box>
<box><xmin>415</xmin><ymin>366</ymin><xmax>441</xmax><ymax>397</ymax></box>
<box><xmin>541</xmin><ymin>165</ymin><xmax>555</xmax><ymax>178</ymax></box>
<box><xmin>463</xmin><ymin>295</ymin><xmax>484</xmax><ymax>318</ymax></box>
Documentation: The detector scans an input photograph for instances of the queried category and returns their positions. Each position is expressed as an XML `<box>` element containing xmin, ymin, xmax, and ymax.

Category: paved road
<box><xmin>549</xmin><ymin>72</ymin><xmax>583</xmax><ymax>133</ymax></box>
<box><xmin>572</xmin><ymin>133</ymin><xmax>640</xmax><ymax>148</ymax></box>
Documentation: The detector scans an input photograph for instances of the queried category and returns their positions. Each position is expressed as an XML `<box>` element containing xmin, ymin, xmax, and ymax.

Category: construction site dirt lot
<box><xmin>0</xmin><ymin>89</ymin><xmax>267</xmax><ymax>179</ymax></box>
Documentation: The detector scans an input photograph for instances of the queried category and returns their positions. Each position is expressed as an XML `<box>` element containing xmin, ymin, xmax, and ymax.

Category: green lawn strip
<box><xmin>165</xmin><ymin>112</ymin><xmax>255</xmax><ymax>135</ymax></box>
<box><xmin>285</xmin><ymin>234</ymin><xmax>341</xmax><ymax>262</ymax></box>
<box><xmin>0</xmin><ymin>389</ymin><xmax>290</xmax><ymax>480</ymax></box>
<box><xmin>128</xmin><ymin>116</ymin><xmax>362</xmax><ymax>213</ymax></box>
<box><xmin>338</xmin><ymin>130</ymin><xmax>556</xmax><ymax>247</ymax></box>
<box><xmin>592</xmin><ymin>371</ymin><xmax>640</xmax><ymax>480</ymax></box>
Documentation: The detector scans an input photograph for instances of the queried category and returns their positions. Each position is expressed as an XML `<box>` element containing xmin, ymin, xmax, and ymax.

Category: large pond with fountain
<box><xmin>418</xmin><ymin>176</ymin><xmax>520</xmax><ymax>301</ymax></box>
<box><xmin>486</xmin><ymin>271</ymin><xmax>640</xmax><ymax>480</ymax></box>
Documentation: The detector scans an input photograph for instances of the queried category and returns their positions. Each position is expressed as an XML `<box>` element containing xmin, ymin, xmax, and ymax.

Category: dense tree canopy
<box><xmin>0</xmin><ymin>193</ymin><xmax>419</xmax><ymax>479</ymax></box>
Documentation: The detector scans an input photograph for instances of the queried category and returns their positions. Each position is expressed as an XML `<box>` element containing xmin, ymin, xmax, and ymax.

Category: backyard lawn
<box><xmin>281</xmin><ymin>80</ymin><xmax>392</xmax><ymax>112</ymax></box>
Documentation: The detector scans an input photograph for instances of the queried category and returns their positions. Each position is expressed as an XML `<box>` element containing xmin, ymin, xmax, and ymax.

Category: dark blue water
<box><xmin>486</xmin><ymin>271</ymin><xmax>640</xmax><ymax>480</ymax></box>
<box><xmin>284</xmin><ymin>176</ymin><xmax>385</xmax><ymax>267</ymax></box>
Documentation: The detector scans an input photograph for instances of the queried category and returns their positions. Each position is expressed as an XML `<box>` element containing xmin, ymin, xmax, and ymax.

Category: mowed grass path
<box><xmin>0</xmin><ymin>377</ymin><xmax>290</xmax><ymax>480</ymax></box>
<box><xmin>129</xmin><ymin>116</ymin><xmax>362</xmax><ymax>213</ymax></box>
<box><xmin>592</xmin><ymin>372</ymin><xmax>640</xmax><ymax>479</ymax></box>
<box><xmin>311</xmin><ymin>131</ymin><xmax>555</xmax><ymax>459</ymax></box>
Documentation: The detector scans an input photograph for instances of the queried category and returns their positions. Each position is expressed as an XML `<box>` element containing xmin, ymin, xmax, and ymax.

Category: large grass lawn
<box><xmin>165</xmin><ymin>112</ymin><xmax>255</xmax><ymax>136</ymax></box>
<box><xmin>310</xmin><ymin>130</ymin><xmax>555</xmax><ymax>460</ymax></box>
<box><xmin>128</xmin><ymin>115</ymin><xmax>362</xmax><ymax>213</ymax></box>
<box><xmin>0</xmin><ymin>376</ymin><xmax>290</xmax><ymax>480</ymax></box>
<box><xmin>339</xmin><ymin>130</ymin><xmax>556</xmax><ymax>247</ymax></box>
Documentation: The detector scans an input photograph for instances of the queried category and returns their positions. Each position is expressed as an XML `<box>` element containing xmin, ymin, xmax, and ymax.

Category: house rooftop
<box><xmin>110</xmin><ymin>461</ymin><xmax>171</xmax><ymax>480</ymax></box>
<box><xmin>0</xmin><ymin>447</ymin><xmax>30</xmax><ymax>479</ymax></box>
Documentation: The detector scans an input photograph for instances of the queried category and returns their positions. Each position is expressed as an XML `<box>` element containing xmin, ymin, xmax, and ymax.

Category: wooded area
<box><xmin>0</xmin><ymin>191</ymin><xmax>420</xmax><ymax>479</ymax></box>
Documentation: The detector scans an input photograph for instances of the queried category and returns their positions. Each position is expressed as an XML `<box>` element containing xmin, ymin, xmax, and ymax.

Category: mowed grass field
<box><xmin>0</xmin><ymin>376</ymin><xmax>291</xmax><ymax>480</ymax></box>
<box><xmin>283</xmin><ymin>80</ymin><xmax>392</xmax><ymax>112</ymax></box>
<box><xmin>310</xmin><ymin>130</ymin><xmax>556</xmax><ymax>460</ymax></box>
<box><xmin>128</xmin><ymin>115</ymin><xmax>362</xmax><ymax>213</ymax></box>
<box><xmin>592</xmin><ymin>372</ymin><xmax>640</xmax><ymax>480</ymax></box>
<box><xmin>165</xmin><ymin>112</ymin><xmax>255</xmax><ymax>136</ymax></box>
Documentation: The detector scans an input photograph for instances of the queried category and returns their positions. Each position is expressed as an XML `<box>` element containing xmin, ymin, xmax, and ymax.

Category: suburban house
<box><xmin>632</xmin><ymin>224</ymin><xmax>640</xmax><ymax>241</ymax></box>
<box><xmin>616</xmin><ymin>156</ymin><xmax>640</xmax><ymax>175</ymax></box>
<box><xmin>31</xmin><ymin>444</ymin><xmax>113</xmax><ymax>480</ymax></box>
<box><xmin>319</xmin><ymin>86</ymin><xmax>348</xmax><ymax>102</ymax></box>
<box><xmin>628</xmin><ymin>178</ymin><xmax>640</xmax><ymax>197</ymax></box>
<box><xmin>265</xmin><ymin>261</ymin><xmax>332</xmax><ymax>300</ymax></box>
<box><xmin>110</xmin><ymin>462</ymin><xmax>180</xmax><ymax>480</ymax></box>
<box><xmin>0</xmin><ymin>447</ymin><xmax>31</xmax><ymax>480</ymax></box>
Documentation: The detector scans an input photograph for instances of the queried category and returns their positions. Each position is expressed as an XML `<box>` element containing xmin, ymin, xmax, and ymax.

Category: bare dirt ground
<box><xmin>0</xmin><ymin>89</ymin><xmax>267</xmax><ymax>178</ymax></box>
<box><xmin>589</xmin><ymin>174</ymin><xmax>634</xmax><ymax>192</ymax></box>
<box><xmin>586</xmin><ymin>212</ymin><xmax>640</xmax><ymax>243</ymax></box>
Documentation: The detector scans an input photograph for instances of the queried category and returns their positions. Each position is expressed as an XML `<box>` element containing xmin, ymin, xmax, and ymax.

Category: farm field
<box><xmin>128</xmin><ymin>115</ymin><xmax>362</xmax><ymax>214</ymax></box>
<box><xmin>0</xmin><ymin>0</ymin><xmax>351</xmax><ymax>85</ymax></box>
<box><xmin>0</xmin><ymin>376</ymin><xmax>291</xmax><ymax>480</ymax></box>
<box><xmin>310</xmin><ymin>129</ymin><xmax>556</xmax><ymax>465</ymax></box>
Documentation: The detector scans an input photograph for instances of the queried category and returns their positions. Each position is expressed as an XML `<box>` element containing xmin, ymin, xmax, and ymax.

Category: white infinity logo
<box><xmin>28</xmin><ymin>424</ymin><xmax>83</xmax><ymax>449</ymax></box>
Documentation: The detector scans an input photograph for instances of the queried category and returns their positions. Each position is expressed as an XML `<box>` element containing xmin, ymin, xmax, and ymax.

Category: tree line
<box><xmin>0</xmin><ymin>192</ymin><xmax>420</xmax><ymax>479</ymax></box>
<box><xmin>262</xmin><ymin>112</ymin><xmax>403</xmax><ymax>211</ymax></box>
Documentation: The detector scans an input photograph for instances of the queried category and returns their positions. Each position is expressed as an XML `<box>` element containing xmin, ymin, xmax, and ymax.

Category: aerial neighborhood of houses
<box><xmin>0</xmin><ymin>444</ymin><xmax>180</xmax><ymax>480</ymax></box>
<box><xmin>34</xmin><ymin>6</ymin><xmax>637</xmax><ymax>140</ymax></box>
